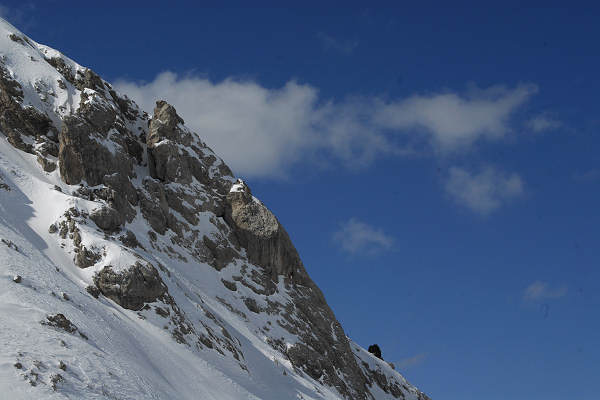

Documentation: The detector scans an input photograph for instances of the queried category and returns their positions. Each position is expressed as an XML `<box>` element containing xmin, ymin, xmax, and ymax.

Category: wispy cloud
<box><xmin>333</xmin><ymin>218</ymin><xmax>394</xmax><ymax>254</ymax></box>
<box><xmin>376</xmin><ymin>84</ymin><xmax>538</xmax><ymax>152</ymax></box>
<box><xmin>445</xmin><ymin>166</ymin><xmax>524</xmax><ymax>214</ymax></box>
<box><xmin>316</xmin><ymin>32</ymin><xmax>359</xmax><ymax>54</ymax></box>
<box><xmin>526</xmin><ymin>114</ymin><xmax>561</xmax><ymax>133</ymax></box>
<box><xmin>523</xmin><ymin>281</ymin><xmax>567</xmax><ymax>301</ymax></box>
<box><xmin>395</xmin><ymin>353</ymin><xmax>427</xmax><ymax>370</ymax></box>
<box><xmin>115</xmin><ymin>73</ymin><xmax>538</xmax><ymax>179</ymax></box>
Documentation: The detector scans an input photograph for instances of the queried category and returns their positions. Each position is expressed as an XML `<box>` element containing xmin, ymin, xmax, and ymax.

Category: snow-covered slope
<box><xmin>0</xmin><ymin>17</ymin><xmax>430</xmax><ymax>400</ymax></box>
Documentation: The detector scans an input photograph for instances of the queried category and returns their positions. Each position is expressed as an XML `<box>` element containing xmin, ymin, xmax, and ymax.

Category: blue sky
<box><xmin>2</xmin><ymin>1</ymin><xmax>599</xmax><ymax>398</ymax></box>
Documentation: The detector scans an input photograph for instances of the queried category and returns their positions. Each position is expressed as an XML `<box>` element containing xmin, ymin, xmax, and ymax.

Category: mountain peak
<box><xmin>0</xmin><ymin>17</ymin><xmax>429</xmax><ymax>400</ymax></box>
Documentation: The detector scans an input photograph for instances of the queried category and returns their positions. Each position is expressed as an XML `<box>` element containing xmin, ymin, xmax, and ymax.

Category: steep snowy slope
<box><xmin>0</xmin><ymin>17</ymin><xmax>430</xmax><ymax>400</ymax></box>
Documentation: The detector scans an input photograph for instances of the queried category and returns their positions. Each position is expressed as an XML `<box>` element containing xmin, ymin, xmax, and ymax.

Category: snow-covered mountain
<box><xmin>0</xmin><ymin>17</ymin><xmax>430</xmax><ymax>400</ymax></box>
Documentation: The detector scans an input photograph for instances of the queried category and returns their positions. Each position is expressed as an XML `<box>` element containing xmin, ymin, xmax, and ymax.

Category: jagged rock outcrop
<box><xmin>284</xmin><ymin>296</ymin><xmax>369</xmax><ymax>399</ymax></box>
<box><xmin>74</xmin><ymin>246</ymin><xmax>101</xmax><ymax>269</ymax></box>
<box><xmin>148</xmin><ymin>101</ymin><xmax>209</xmax><ymax>185</ymax></box>
<box><xmin>226</xmin><ymin>180</ymin><xmax>308</xmax><ymax>283</ymax></box>
<box><xmin>93</xmin><ymin>263</ymin><xmax>167</xmax><ymax>311</ymax></box>
<box><xmin>90</xmin><ymin>206</ymin><xmax>122</xmax><ymax>232</ymax></box>
<box><xmin>225</xmin><ymin>179</ymin><xmax>371</xmax><ymax>399</ymax></box>
<box><xmin>148</xmin><ymin>100</ymin><xmax>233</xmax><ymax>193</ymax></box>
<box><xmin>139</xmin><ymin>177</ymin><xmax>170</xmax><ymax>234</ymax></box>
<box><xmin>0</xmin><ymin>64</ymin><xmax>55</xmax><ymax>153</ymax></box>
<box><xmin>59</xmin><ymin>115</ymin><xmax>114</xmax><ymax>185</ymax></box>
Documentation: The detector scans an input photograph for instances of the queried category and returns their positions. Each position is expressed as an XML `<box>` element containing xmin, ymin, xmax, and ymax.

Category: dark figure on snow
<box><xmin>368</xmin><ymin>344</ymin><xmax>382</xmax><ymax>359</ymax></box>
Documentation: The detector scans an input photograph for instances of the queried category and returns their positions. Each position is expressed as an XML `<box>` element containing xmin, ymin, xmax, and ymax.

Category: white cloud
<box><xmin>375</xmin><ymin>84</ymin><xmax>538</xmax><ymax>151</ymax></box>
<box><xmin>116</xmin><ymin>73</ymin><xmax>396</xmax><ymax>178</ymax></box>
<box><xmin>445</xmin><ymin>166</ymin><xmax>524</xmax><ymax>214</ymax></box>
<box><xmin>115</xmin><ymin>73</ymin><xmax>537</xmax><ymax>178</ymax></box>
<box><xmin>395</xmin><ymin>353</ymin><xmax>427</xmax><ymax>370</ymax></box>
<box><xmin>523</xmin><ymin>281</ymin><xmax>567</xmax><ymax>301</ymax></box>
<box><xmin>332</xmin><ymin>218</ymin><xmax>394</xmax><ymax>254</ymax></box>
<box><xmin>316</xmin><ymin>32</ymin><xmax>359</xmax><ymax>54</ymax></box>
<box><xmin>526</xmin><ymin>114</ymin><xmax>561</xmax><ymax>132</ymax></box>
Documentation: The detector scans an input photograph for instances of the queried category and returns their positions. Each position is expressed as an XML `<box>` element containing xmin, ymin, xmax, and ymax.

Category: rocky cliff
<box><xmin>0</xmin><ymin>17</ymin><xmax>429</xmax><ymax>400</ymax></box>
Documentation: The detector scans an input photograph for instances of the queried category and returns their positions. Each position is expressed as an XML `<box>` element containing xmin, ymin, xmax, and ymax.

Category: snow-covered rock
<box><xmin>0</xmin><ymin>16</ymin><xmax>430</xmax><ymax>400</ymax></box>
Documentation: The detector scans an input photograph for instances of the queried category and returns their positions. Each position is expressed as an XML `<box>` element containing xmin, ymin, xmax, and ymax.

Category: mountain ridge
<box><xmin>0</xmin><ymin>17</ymin><xmax>430</xmax><ymax>400</ymax></box>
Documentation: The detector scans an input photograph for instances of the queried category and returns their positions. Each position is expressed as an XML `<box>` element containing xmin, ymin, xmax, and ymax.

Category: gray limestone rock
<box><xmin>225</xmin><ymin>180</ymin><xmax>307</xmax><ymax>283</ymax></box>
<box><xmin>149</xmin><ymin>141</ymin><xmax>192</xmax><ymax>183</ymax></box>
<box><xmin>225</xmin><ymin>180</ymin><xmax>371</xmax><ymax>400</ymax></box>
<box><xmin>145</xmin><ymin>101</ymin><xmax>233</xmax><ymax>195</ymax></box>
<box><xmin>58</xmin><ymin>116</ymin><xmax>113</xmax><ymax>185</ymax></box>
<box><xmin>43</xmin><ymin>313</ymin><xmax>77</xmax><ymax>333</ymax></box>
<box><xmin>147</xmin><ymin>100</ymin><xmax>187</xmax><ymax>146</ymax></box>
<box><xmin>201</xmin><ymin>235</ymin><xmax>239</xmax><ymax>270</ymax></box>
<box><xmin>90</xmin><ymin>206</ymin><xmax>122</xmax><ymax>232</ymax></box>
<box><xmin>0</xmin><ymin>64</ymin><xmax>54</xmax><ymax>154</ymax></box>
<box><xmin>36</xmin><ymin>155</ymin><xmax>56</xmax><ymax>172</ymax></box>
<box><xmin>139</xmin><ymin>178</ymin><xmax>170</xmax><ymax>234</ymax></box>
<box><xmin>93</xmin><ymin>262</ymin><xmax>167</xmax><ymax>311</ymax></box>
<box><xmin>102</xmin><ymin>174</ymin><xmax>138</xmax><ymax>223</ymax></box>
<box><xmin>86</xmin><ymin>285</ymin><xmax>100</xmax><ymax>298</ymax></box>
<box><xmin>45</xmin><ymin>56</ymin><xmax>75</xmax><ymax>84</ymax></box>
<box><xmin>74</xmin><ymin>246</ymin><xmax>101</xmax><ymax>269</ymax></box>
<box><xmin>79</xmin><ymin>89</ymin><xmax>117</xmax><ymax>134</ymax></box>
<box><xmin>146</xmin><ymin>101</ymin><xmax>194</xmax><ymax>184</ymax></box>
<box><xmin>119</xmin><ymin>230</ymin><xmax>141</xmax><ymax>249</ymax></box>
<box><xmin>74</xmin><ymin>68</ymin><xmax>104</xmax><ymax>92</ymax></box>
<box><xmin>42</xmin><ymin>313</ymin><xmax>87</xmax><ymax>339</ymax></box>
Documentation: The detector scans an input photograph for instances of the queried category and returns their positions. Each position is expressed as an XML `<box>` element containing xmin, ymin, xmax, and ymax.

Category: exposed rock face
<box><xmin>226</xmin><ymin>180</ymin><xmax>308</xmax><ymax>283</ymax></box>
<box><xmin>79</xmin><ymin>88</ymin><xmax>117</xmax><ymax>133</ymax></box>
<box><xmin>59</xmin><ymin>116</ymin><xmax>107</xmax><ymax>184</ymax></box>
<box><xmin>58</xmin><ymin>114</ymin><xmax>134</xmax><ymax>188</ymax></box>
<box><xmin>0</xmin><ymin>64</ymin><xmax>54</xmax><ymax>153</ymax></box>
<box><xmin>56</xmin><ymin>79</ymin><xmax>140</xmax><ymax>237</ymax></box>
<box><xmin>147</xmin><ymin>101</ymin><xmax>194</xmax><ymax>184</ymax></box>
<box><xmin>90</xmin><ymin>206</ymin><xmax>122</xmax><ymax>232</ymax></box>
<box><xmin>147</xmin><ymin>100</ymin><xmax>233</xmax><ymax>193</ymax></box>
<box><xmin>139</xmin><ymin>178</ymin><xmax>170</xmax><ymax>234</ymax></box>
<box><xmin>0</xmin><ymin>61</ymin><xmax>58</xmax><ymax>170</ymax></box>
<box><xmin>42</xmin><ymin>313</ymin><xmax>78</xmax><ymax>333</ymax></box>
<box><xmin>74</xmin><ymin>246</ymin><xmax>101</xmax><ymax>269</ymax></box>
<box><xmin>287</xmin><ymin>282</ymin><xmax>372</xmax><ymax>399</ymax></box>
<box><xmin>86</xmin><ymin>285</ymin><xmax>100</xmax><ymax>298</ymax></box>
<box><xmin>147</xmin><ymin>101</ymin><xmax>186</xmax><ymax>145</ymax></box>
<box><xmin>93</xmin><ymin>263</ymin><xmax>167</xmax><ymax>310</ymax></box>
<box><xmin>225</xmin><ymin>179</ymin><xmax>370</xmax><ymax>399</ymax></box>
<box><xmin>42</xmin><ymin>314</ymin><xmax>87</xmax><ymax>339</ymax></box>
<box><xmin>37</xmin><ymin>155</ymin><xmax>56</xmax><ymax>172</ymax></box>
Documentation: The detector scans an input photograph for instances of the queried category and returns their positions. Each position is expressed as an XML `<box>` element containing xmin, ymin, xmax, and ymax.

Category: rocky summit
<box><xmin>0</xmin><ymin>17</ymin><xmax>430</xmax><ymax>400</ymax></box>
